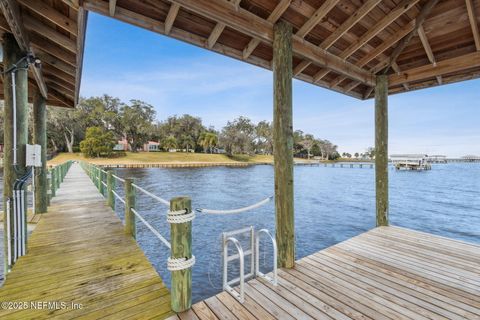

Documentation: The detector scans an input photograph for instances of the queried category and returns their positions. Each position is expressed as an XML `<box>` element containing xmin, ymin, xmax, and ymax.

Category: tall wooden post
<box><xmin>33</xmin><ymin>86</ymin><xmax>48</xmax><ymax>213</ymax></box>
<box><xmin>99</xmin><ymin>170</ymin><xmax>105</xmax><ymax>196</ymax></box>
<box><xmin>170</xmin><ymin>196</ymin><xmax>192</xmax><ymax>312</ymax></box>
<box><xmin>375</xmin><ymin>74</ymin><xmax>389</xmax><ymax>226</ymax></box>
<box><xmin>96</xmin><ymin>167</ymin><xmax>101</xmax><ymax>190</ymax></box>
<box><xmin>107</xmin><ymin>171</ymin><xmax>115</xmax><ymax>210</ymax></box>
<box><xmin>2</xmin><ymin>33</ymin><xmax>29</xmax><ymax>269</ymax></box>
<box><xmin>56</xmin><ymin>166</ymin><xmax>60</xmax><ymax>189</ymax></box>
<box><xmin>124</xmin><ymin>178</ymin><xmax>136</xmax><ymax>238</ymax></box>
<box><xmin>50</xmin><ymin>169</ymin><xmax>56</xmax><ymax>198</ymax></box>
<box><xmin>273</xmin><ymin>20</ymin><xmax>295</xmax><ymax>268</ymax></box>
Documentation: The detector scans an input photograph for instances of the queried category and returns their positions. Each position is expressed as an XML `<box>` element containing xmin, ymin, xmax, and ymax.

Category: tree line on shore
<box><xmin>0</xmin><ymin>95</ymin><xmax>341</xmax><ymax>159</ymax></box>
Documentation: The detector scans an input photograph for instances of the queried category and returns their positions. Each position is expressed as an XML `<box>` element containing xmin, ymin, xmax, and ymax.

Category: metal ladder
<box><xmin>222</xmin><ymin>226</ymin><xmax>277</xmax><ymax>303</ymax></box>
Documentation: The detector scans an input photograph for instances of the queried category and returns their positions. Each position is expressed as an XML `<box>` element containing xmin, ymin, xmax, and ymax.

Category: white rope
<box><xmin>131</xmin><ymin>208</ymin><xmax>171</xmax><ymax>249</ymax></box>
<box><xmin>101</xmin><ymin>181</ymin><xmax>107</xmax><ymax>187</ymax></box>
<box><xmin>100</xmin><ymin>169</ymin><xmax>108</xmax><ymax>174</ymax></box>
<box><xmin>132</xmin><ymin>183</ymin><xmax>170</xmax><ymax>206</ymax></box>
<box><xmin>112</xmin><ymin>190</ymin><xmax>125</xmax><ymax>204</ymax></box>
<box><xmin>167</xmin><ymin>255</ymin><xmax>195</xmax><ymax>271</ymax></box>
<box><xmin>198</xmin><ymin>196</ymin><xmax>273</xmax><ymax>215</ymax></box>
<box><xmin>167</xmin><ymin>210</ymin><xmax>195</xmax><ymax>224</ymax></box>
<box><xmin>112</xmin><ymin>174</ymin><xmax>125</xmax><ymax>183</ymax></box>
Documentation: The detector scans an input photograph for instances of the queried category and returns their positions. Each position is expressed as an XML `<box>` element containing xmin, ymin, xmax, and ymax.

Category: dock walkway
<box><xmin>173</xmin><ymin>226</ymin><xmax>480</xmax><ymax>320</ymax></box>
<box><xmin>0</xmin><ymin>163</ymin><xmax>173</xmax><ymax>319</ymax></box>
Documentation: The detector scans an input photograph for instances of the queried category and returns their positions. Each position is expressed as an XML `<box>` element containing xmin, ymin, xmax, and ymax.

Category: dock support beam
<box><xmin>375</xmin><ymin>74</ymin><xmax>389</xmax><ymax>226</ymax></box>
<box><xmin>33</xmin><ymin>86</ymin><xmax>48</xmax><ymax>213</ymax></box>
<box><xmin>273</xmin><ymin>20</ymin><xmax>295</xmax><ymax>268</ymax></box>
<box><xmin>3</xmin><ymin>33</ymin><xmax>29</xmax><ymax>269</ymax></box>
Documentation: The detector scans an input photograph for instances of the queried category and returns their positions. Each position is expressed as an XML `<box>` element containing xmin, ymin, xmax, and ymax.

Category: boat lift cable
<box><xmin>196</xmin><ymin>196</ymin><xmax>273</xmax><ymax>214</ymax></box>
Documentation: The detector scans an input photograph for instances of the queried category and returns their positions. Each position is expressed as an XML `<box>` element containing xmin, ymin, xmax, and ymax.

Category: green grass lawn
<box><xmin>48</xmin><ymin>152</ymin><xmax>275</xmax><ymax>166</ymax></box>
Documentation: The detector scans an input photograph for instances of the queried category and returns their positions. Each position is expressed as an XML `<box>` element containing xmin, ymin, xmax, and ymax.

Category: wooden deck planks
<box><xmin>0</xmin><ymin>163</ymin><xmax>173</xmax><ymax>319</ymax></box>
<box><xmin>179</xmin><ymin>226</ymin><xmax>480</xmax><ymax>320</ymax></box>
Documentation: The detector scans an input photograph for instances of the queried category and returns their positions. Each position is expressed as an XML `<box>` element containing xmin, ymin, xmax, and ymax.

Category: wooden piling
<box><xmin>99</xmin><ymin>169</ymin><xmax>105</xmax><ymax>196</ymax></box>
<box><xmin>56</xmin><ymin>166</ymin><xmax>61</xmax><ymax>189</ymax></box>
<box><xmin>47</xmin><ymin>176</ymin><xmax>51</xmax><ymax>206</ymax></box>
<box><xmin>375</xmin><ymin>74</ymin><xmax>389</xmax><ymax>226</ymax></box>
<box><xmin>170</xmin><ymin>196</ymin><xmax>193</xmax><ymax>312</ymax></box>
<box><xmin>95</xmin><ymin>167</ymin><xmax>100</xmax><ymax>190</ymax></box>
<box><xmin>273</xmin><ymin>20</ymin><xmax>295</xmax><ymax>269</ymax></box>
<box><xmin>107</xmin><ymin>171</ymin><xmax>115</xmax><ymax>210</ymax></box>
<box><xmin>51</xmin><ymin>169</ymin><xmax>56</xmax><ymax>198</ymax></box>
<box><xmin>124</xmin><ymin>178</ymin><xmax>136</xmax><ymax>239</ymax></box>
<box><xmin>33</xmin><ymin>87</ymin><xmax>48</xmax><ymax>213</ymax></box>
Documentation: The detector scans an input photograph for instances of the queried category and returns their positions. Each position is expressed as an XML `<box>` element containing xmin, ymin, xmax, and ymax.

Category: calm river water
<box><xmin>0</xmin><ymin>163</ymin><xmax>479</xmax><ymax>302</ymax></box>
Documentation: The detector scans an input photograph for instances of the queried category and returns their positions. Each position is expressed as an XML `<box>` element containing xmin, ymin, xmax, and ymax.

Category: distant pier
<box><xmin>295</xmin><ymin>162</ymin><xmax>374</xmax><ymax>168</ymax></box>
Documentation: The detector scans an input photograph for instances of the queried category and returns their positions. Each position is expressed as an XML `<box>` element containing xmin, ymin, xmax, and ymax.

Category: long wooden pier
<box><xmin>171</xmin><ymin>226</ymin><xmax>480</xmax><ymax>320</ymax></box>
<box><xmin>0</xmin><ymin>163</ymin><xmax>173</xmax><ymax>319</ymax></box>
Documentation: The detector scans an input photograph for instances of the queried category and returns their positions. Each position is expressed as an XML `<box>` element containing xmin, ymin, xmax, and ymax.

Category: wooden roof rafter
<box><xmin>0</xmin><ymin>0</ymin><xmax>48</xmax><ymax>98</ymax></box>
<box><xmin>0</xmin><ymin>0</ymin><xmax>85</xmax><ymax>108</ymax></box>
<box><xmin>164</xmin><ymin>0</ymin><xmax>374</xmax><ymax>85</ymax></box>
<box><xmin>242</xmin><ymin>0</ymin><xmax>291</xmax><ymax>59</ymax></box>
<box><xmin>417</xmin><ymin>25</ymin><xmax>442</xmax><ymax>84</ymax></box>
<box><xmin>326</xmin><ymin>0</ymin><xmax>421</xmax><ymax>91</ymax></box>
<box><xmin>465</xmin><ymin>0</ymin><xmax>480</xmax><ymax>50</ymax></box>
<box><xmin>109</xmin><ymin>0</ymin><xmax>117</xmax><ymax>16</ymax></box>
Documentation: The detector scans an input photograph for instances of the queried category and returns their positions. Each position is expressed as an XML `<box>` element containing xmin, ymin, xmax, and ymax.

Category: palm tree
<box><xmin>162</xmin><ymin>135</ymin><xmax>177</xmax><ymax>151</ymax></box>
<box><xmin>199</xmin><ymin>132</ymin><xmax>218</xmax><ymax>153</ymax></box>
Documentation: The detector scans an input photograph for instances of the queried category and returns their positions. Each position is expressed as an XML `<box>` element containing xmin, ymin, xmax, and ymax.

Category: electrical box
<box><xmin>26</xmin><ymin>144</ymin><xmax>42</xmax><ymax>167</ymax></box>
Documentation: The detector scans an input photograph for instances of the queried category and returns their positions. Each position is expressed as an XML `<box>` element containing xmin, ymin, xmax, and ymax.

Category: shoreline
<box><xmin>0</xmin><ymin>152</ymin><xmax>378</xmax><ymax>169</ymax></box>
<box><xmin>95</xmin><ymin>161</ymin><xmax>270</xmax><ymax>168</ymax></box>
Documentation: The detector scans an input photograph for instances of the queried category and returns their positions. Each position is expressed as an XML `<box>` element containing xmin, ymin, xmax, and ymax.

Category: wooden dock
<box><xmin>0</xmin><ymin>163</ymin><xmax>173</xmax><ymax>319</ymax></box>
<box><xmin>171</xmin><ymin>226</ymin><xmax>480</xmax><ymax>320</ymax></box>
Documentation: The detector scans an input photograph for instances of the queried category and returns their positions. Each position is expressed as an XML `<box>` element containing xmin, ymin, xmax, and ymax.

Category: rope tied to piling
<box><xmin>167</xmin><ymin>255</ymin><xmax>196</xmax><ymax>271</ymax></box>
<box><xmin>167</xmin><ymin>209</ymin><xmax>195</xmax><ymax>224</ymax></box>
<box><xmin>196</xmin><ymin>196</ymin><xmax>273</xmax><ymax>215</ymax></box>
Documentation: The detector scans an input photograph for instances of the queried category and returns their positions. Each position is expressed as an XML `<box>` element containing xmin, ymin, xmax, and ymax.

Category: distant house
<box><xmin>113</xmin><ymin>139</ymin><xmax>160</xmax><ymax>152</ymax></box>
<box><xmin>113</xmin><ymin>138</ymin><xmax>129</xmax><ymax>151</ymax></box>
<box><xmin>143</xmin><ymin>141</ymin><xmax>160</xmax><ymax>152</ymax></box>
<box><xmin>212</xmin><ymin>147</ymin><xmax>226</xmax><ymax>154</ymax></box>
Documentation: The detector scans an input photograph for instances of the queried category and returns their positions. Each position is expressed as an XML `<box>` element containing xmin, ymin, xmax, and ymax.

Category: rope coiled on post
<box><xmin>167</xmin><ymin>255</ymin><xmax>195</xmax><ymax>271</ymax></box>
<box><xmin>167</xmin><ymin>209</ymin><xmax>195</xmax><ymax>224</ymax></box>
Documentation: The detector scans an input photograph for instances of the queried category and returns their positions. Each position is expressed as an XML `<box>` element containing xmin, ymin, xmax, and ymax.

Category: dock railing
<box><xmin>47</xmin><ymin>160</ymin><xmax>73</xmax><ymax>204</ymax></box>
<box><xmin>80</xmin><ymin>161</ymin><xmax>194</xmax><ymax>313</ymax></box>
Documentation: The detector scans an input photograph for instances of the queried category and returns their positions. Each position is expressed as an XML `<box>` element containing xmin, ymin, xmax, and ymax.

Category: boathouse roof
<box><xmin>0</xmin><ymin>0</ymin><xmax>479</xmax><ymax>108</ymax></box>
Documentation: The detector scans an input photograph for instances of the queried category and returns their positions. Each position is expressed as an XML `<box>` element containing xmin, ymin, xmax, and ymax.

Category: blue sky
<box><xmin>80</xmin><ymin>13</ymin><xmax>480</xmax><ymax>157</ymax></box>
